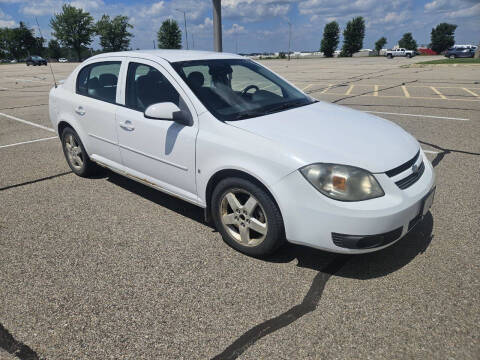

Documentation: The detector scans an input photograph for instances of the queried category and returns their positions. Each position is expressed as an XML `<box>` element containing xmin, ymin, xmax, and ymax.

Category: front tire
<box><xmin>211</xmin><ymin>177</ymin><xmax>285</xmax><ymax>257</ymax></box>
<box><xmin>449</xmin><ymin>55</ymin><xmax>456</xmax><ymax>59</ymax></box>
<box><xmin>61</xmin><ymin>127</ymin><xmax>97</xmax><ymax>177</ymax></box>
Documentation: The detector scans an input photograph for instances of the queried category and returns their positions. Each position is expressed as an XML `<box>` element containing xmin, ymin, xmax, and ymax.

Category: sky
<box><xmin>0</xmin><ymin>0</ymin><xmax>479</xmax><ymax>53</ymax></box>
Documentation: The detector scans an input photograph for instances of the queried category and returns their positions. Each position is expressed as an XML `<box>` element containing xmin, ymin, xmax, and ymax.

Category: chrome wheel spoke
<box><xmin>248</xmin><ymin>218</ymin><xmax>267</xmax><ymax>235</ymax></box>
<box><xmin>239</xmin><ymin>225</ymin><xmax>250</xmax><ymax>244</ymax></box>
<box><xmin>226</xmin><ymin>192</ymin><xmax>241</xmax><ymax>211</ymax></box>
<box><xmin>243</xmin><ymin>196</ymin><xmax>257</xmax><ymax>216</ymax></box>
<box><xmin>222</xmin><ymin>213</ymin><xmax>236</xmax><ymax>225</ymax></box>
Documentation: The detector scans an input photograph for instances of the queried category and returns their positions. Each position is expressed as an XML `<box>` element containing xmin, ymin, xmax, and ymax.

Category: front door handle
<box><xmin>119</xmin><ymin>120</ymin><xmax>135</xmax><ymax>131</ymax></box>
<box><xmin>75</xmin><ymin>106</ymin><xmax>85</xmax><ymax>116</ymax></box>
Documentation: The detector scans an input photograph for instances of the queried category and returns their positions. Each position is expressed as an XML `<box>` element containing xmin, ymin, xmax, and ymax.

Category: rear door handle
<box><xmin>119</xmin><ymin>120</ymin><xmax>135</xmax><ymax>131</ymax></box>
<box><xmin>75</xmin><ymin>106</ymin><xmax>85</xmax><ymax>116</ymax></box>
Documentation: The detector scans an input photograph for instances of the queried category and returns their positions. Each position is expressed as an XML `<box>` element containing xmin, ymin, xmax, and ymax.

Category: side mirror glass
<box><xmin>144</xmin><ymin>102</ymin><xmax>193</xmax><ymax>126</ymax></box>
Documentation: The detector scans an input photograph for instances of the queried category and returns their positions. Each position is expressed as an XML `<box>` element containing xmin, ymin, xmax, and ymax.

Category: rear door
<box><xmin>116</xmin><ymin>57</ymin><xmax>199</xmax><ymax>203</ymax></box>
<box><xmin>74</xmin><ymin>59</ymin><xmax>124</xmax><ymax>166</ymax></box>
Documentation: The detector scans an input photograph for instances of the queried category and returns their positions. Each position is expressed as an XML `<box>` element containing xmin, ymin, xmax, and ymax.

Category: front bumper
<box><xmin>271</xmin><ymin>152</ymin><xmax>435</xmax><ymax>254</ymax></box>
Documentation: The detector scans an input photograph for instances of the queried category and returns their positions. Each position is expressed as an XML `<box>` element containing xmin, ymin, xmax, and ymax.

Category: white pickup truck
<box><xmin>385</xmin><ymin>48</ymin><xmax>416</xmax><ymax>58</ymax></box>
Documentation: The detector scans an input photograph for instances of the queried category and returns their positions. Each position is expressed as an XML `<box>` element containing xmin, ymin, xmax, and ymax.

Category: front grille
<box><xmin>385</xmin><ymin>150</ymin><xmax>420</xmax><ymax>177</ymax></box>
<box><xmin>395</xmin><ymin>161</ymin><xmax>425</xmax><ymax>189</ymax></box>
<box><xmin>385</xmin><ymin>150</ymin><xmax>424</xmax><ymax>190</ymax></box>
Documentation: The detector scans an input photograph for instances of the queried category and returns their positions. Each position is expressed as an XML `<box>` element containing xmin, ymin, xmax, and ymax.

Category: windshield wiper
<box><xmin>232</xmin><ymin>100</ymin><xmax>317</xmax><ymax>121</ymax></box>
<box><xmin>233</xmin><ymin>111</ymin><xmax>265</xmax><ymax>120</ymax></box>
<box><xmin>262</xmin><ymin>100</ymin><xmax>315</xmax><ymax>114</ymax></box>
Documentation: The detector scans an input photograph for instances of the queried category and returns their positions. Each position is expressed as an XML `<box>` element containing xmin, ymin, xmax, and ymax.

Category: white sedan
<box><xmin>58</xmin><ymin>58</ymin><xmax>68</xmax><ymax>63</ymax></box>
<box><xmin>48</xmin><ymin>50</ymin><xmax>435</xmax><ymax>256</ymax></box>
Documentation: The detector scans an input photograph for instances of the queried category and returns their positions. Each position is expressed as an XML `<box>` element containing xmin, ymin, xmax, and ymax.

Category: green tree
<box><xmin>320</xmin><ymin>21</ymin><xmax>340</xmax><ymax>57</ymax></box>
<box><xmin>96</xmin><ymin>15</ymin><xmax>133</xmax><ymax>52</ymax></box>
<box><xmin>398</xmin><ymin>32</ymin><xmax>417</xmax><ymax>50</ymax></box>
<box><xmin>157</xmin><ymin>19</ymin><xmax>182</xmax><ymax>49</ymax></box>
<box><xmin>50</xmin><ymin>4</ymin><xmax>95</xmax><ymax>61</ymax></box>
<box><xmin>340</xmin><ymin>17</ymin><xmax>365</xmax><ymax>57</ymax></box>
<box><xmin>47</xmin><ymin>39</ymin><xmax>62</xmax><ymax>59</ymax></box>
<box><xmin>0</xmin><ymin>22</ymin><xmax>39</xmax><ymax>60</ymax></box>
<box><xmin>430</xmin><ymin>23</ymin><xmax>457</xmax><ymax>54</ymax></box>
<box><xmin>375</xmin><ymin>36</ymin><xmax>387</xmax><ymax>55</ymax></box>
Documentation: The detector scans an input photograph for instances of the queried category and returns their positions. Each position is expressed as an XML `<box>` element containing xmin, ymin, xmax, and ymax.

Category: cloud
<box><xmin>222</xmin><ymin>0</ymin><xmax>295</xmax><ymax>22</ymax></box>
<box><xmin>19</xmin><ymin>0</ymin><xmax>104</xmax><ymax>16</ymax></box>
<box><xmin>139</xmin><ymin>1</ymin><xmax>165</xmax><ymax>17</ymax></box>
<box><xmin>225</xmin><ymin>23</ymin><xmax>246</xmax><ymax>35</ymax></box>
<box><xmin>0</xmin><ymin>8</ymin><xmax>16</xmax><ymax>27</ymax></box>
<box><xmin>0</xmin><ymin>19</ymin><xmax>16</xmax><ymax>27</ymax></box>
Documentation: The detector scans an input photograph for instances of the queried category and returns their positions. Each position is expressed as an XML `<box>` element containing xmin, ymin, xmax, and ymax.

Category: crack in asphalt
<box><xmin>211</xmin><ymin>255</ymin><xmax>351</xmax><ymax>360</ymax></box>
<box><xmin>0</xmin><ymin>323</ymin><xmax>42</xmax><ymax>360</ymax></box>
<box><xmin>0</xmin><ymin>171</ymin><xmax>71</xmax><ymax>192</ymax></box>
<box><xmin>419</xmin><ymin>140</ymin><xmax>480</xmax><ymax>168</ymax></box>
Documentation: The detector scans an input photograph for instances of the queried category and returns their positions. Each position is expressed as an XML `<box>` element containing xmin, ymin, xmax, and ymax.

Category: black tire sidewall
<box><xmin>211</xmin><ymin>177</ymin><xmax>285</xmax><ymax>257</ymax></box>
<box><xmin>61</xmin><ymin>127</ymin><xmax>94</xmax><ymax>177</ymax></box>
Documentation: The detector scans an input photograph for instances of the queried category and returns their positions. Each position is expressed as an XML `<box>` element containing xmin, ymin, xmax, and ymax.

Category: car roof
<box><xmin>87</xmin><ymin>49</ymin><xmax>244</xmax><ymax>63</ymax></box>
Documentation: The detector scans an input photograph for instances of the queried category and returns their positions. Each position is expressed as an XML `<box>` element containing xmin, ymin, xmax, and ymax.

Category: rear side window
<box><xmin>76</xmin><ymin>61</ymin><xmax>121</xmax><ymax>103</ymax></box>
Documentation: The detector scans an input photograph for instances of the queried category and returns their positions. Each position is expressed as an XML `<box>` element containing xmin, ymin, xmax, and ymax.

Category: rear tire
<box><xmin>61</xmin><ymin>127</ymin><xmax>98</xmax><ymax>177</ymax></box>
<box><xmin>211</xmin><ymin>177</ymin><xmax>285</xmax><ymax>257</ymax></box>
<box><xmin>407</xmin><ymin>53</ymin><xmax>411</xmax><ymax>58</ymax></box>
<box><xmin>387</xmin><ymin>54</ymin><xmax>393</xmax><ymax>59</ymax></box>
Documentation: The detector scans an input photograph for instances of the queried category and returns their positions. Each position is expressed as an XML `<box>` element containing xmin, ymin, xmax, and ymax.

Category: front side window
<box><xmin>125</xmin><ymin>62</ymin><xmax>182</xmax><ymax>112</ymax></box>
<box><xmin>76</xmin><ymin>61</ymin><xmax>121</xmax><ymax>103</ymax></box>
<box><xmin>172</xmin><ymin>59</ymin><xmax>315</xmax><ymax>121</ymax></box>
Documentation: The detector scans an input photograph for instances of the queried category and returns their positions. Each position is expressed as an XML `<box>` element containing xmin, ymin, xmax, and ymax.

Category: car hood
<box><xmin>227</xmin><ymin>101</ymin><xmax>419</xmax><ymax>173</ymax></box>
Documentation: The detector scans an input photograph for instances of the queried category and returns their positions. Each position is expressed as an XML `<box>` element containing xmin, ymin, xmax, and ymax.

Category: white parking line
<box><xmin>0</xmin><ymin>136</ymin><xmax>58</xmax><ymax>149</ymax></box>
<box><xmin>366</xmin><ymin>111</ymin><xmax>469</xmax><ymax>121</ymax></box>
<box><xmin>12</xmin><ymin>78</ymin><xmax>50</xmax><ymax>84</ymax></box>
<box><xmin>423</xmin><ymin>150</ymin><xmax>439</xmax><ymax>154</ymax></box>
<box><xmin>0</xmin><ymin>112</ymin><xmax>55</xmax><ymax>132</ymax></box>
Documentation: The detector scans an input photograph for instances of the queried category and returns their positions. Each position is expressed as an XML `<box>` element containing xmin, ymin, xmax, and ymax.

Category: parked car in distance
<box><xmin>58</xmin><ymin>58</ymin><xmax>68</xmax><ymax>63</ymax></box>
<box><xmin>10</xmin><ymin>59</ymin><xmax>17</xmax><ymax>63</ymax></box>
<box><xmin>444</xmin><ymin>47</ymin><xmax>475</xmax><ymax>59</ymax></box>
<box><xmin>49</xmin><ymin>50</ymin><xmax>435</xmax><ymax>257</ymax></box>
<box><xmin>385</xmin><ymin>48</ymin><xmax>416</xmax><ymax>58</ymax></box>
<box><xmin>26</xmin><ymin>55</ymin><xmax>47</xmax><ymax>66</ymax></box>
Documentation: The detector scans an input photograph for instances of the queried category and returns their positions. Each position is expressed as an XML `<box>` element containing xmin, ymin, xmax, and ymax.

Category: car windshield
<box><xmin>172</xmin><ymin>59</ymin><xmax>316</xmax><ymax>121</ymax></box>
<box><xmin>32</xmin><ymin>56</ymin><xmax>42</xmax><ymax>60</ymax></box>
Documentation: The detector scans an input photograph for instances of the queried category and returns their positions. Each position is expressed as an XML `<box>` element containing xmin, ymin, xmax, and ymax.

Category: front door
<box><xmin>116</xmin><ymin>58</ymin><xmax>198</xmax><ymax>203</ymax></box>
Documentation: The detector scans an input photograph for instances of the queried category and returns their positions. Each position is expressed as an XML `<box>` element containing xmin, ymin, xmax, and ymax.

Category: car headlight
<box><xmin>300</xmin><ymin>163</ymin><xmax>384</xmax><ymax>201</ymax></box>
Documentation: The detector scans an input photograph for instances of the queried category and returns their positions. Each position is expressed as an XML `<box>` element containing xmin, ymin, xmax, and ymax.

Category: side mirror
<box><xmin>144</xmin><ymin>102</ymin><xmax>193</xmax><ymax>126</ymax></box>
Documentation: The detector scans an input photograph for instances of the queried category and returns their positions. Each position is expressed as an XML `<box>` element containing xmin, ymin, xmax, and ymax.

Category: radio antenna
<box><xmin>35</xmin><ymin>16</ymin><xmax>57</xmax><ymax>88</ymax></box>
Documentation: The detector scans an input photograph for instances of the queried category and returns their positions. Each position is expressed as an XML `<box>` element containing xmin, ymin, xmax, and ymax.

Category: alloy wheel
<box><xmin>64</xmin><ymin>134</ymin><xmax>84</xmax><ymax>171</ymax></box>
<box><xmin>219</xmin><ymin>189</ymin><xmax>268</xmax><ymax>247</ymax></box>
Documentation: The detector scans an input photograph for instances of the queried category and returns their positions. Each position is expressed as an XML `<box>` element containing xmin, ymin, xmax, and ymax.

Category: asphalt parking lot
<box><xmin>0</xmin><ymin>56</ymin><xmax>479</xmax><ymax>359</ymax></box>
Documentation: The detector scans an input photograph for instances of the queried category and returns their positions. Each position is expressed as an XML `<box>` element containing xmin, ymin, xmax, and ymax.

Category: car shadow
<box><xmin>105</xmin><ymin>171</ymin><xmax>206</xmax><ymax>224</ymax></box>
<box><xmin>104</xmin><ymin>170</ymin><xmax>434</xmax><ymax>360</ymax></box>
<box><xmin>266</xmin><ymin>212</ymin><xmax>433</xmax><ymax>279</ymax></box>
<box><xmin>105</xmin><ymin>169</ymin><xmax>434</xmax><ymax>280</ymax></box>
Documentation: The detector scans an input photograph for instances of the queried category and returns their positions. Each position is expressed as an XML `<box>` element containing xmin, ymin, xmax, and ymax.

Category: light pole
<box><xmin>287</xmin><ymin>21</ymin><xmax>292</xmax><ymax>61</ymax></box>
<box><xmin>175</xmin><ymin>9</ymin><xmax>189</xmax><ymax>50</ymax></box>
<box><xmin>213</xmin><ymin>0</ymin><xmax>222</xmax><ymax>52</ymax></box>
